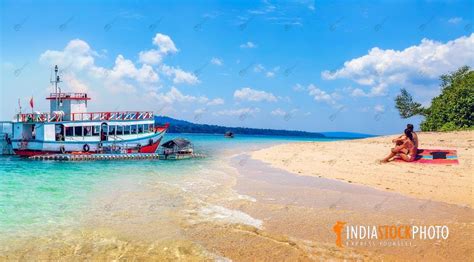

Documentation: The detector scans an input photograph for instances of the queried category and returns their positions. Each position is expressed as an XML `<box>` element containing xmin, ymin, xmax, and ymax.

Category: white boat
<box><xmin>11</xmin><ymin>65</ymin><xmax>169</xmax><ymax>157</ymax></box>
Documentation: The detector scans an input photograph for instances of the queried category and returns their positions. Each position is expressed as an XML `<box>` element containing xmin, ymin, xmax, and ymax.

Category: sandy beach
<box><xmin>252</xmin><ymin>131</ymin><xmax>474</xmax><ymax>207</ymax></box>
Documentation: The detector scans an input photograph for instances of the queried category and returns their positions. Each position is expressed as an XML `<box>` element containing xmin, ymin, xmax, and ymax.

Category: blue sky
<box><xmin>1</xmin><ymin>0</ymin><xmax>473</xmax><ymax>135</ymax></box>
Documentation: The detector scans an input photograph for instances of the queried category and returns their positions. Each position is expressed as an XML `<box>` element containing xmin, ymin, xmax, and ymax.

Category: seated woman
<box><xmin>381</xmin><ymin>129</ymin><xmax>417</xmax><ymax>163</ymax></box>
<box><xmin>393</xmin><ymin>124</ymin><xmax>418</xmax><ymax>149</ymax></box>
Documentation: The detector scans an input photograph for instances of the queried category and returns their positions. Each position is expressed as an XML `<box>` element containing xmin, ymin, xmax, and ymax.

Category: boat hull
<box><xmin>12</xmin><ymin>132</ymin><xmax>166</xmax><ymax>157</ymax></box>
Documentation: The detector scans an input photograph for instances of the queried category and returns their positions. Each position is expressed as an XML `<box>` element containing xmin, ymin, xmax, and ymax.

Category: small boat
<box><xmin>161</xmin><ymin>138</ymin><xmax>194</xmax><ymax>155</ymax></box>
<box><xmin>224</xmin><ymin>131</ymin><xmax>234</xmax><ymax>138</ymax></box>
<box><xmin>11</xmin><ymin>65</ymin><xmax>169</xmax><ymax>157</ymax></box>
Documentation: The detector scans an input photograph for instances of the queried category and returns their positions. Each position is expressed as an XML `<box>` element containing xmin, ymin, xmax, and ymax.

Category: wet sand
<box><xmin>231</xmin><ymin>155</ymin><xmax>473</xmax><ymax>261</ymax></box>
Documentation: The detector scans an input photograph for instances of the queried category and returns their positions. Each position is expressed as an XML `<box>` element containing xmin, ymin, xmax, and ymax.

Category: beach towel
<box><xmin>395</xmin><ymin>149</ymin><xmax>459</xmax><ymax>164</ymax></box>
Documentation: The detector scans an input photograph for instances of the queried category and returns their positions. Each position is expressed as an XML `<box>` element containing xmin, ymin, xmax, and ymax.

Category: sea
<box><xmin>0</xmin><ymin>134</ymin><xmax>341</xmax><ymax>259</ymax></box>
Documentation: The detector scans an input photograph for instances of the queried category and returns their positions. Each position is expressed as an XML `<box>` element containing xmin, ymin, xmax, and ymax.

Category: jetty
<box><xmin>28</xmin><ymin>152</ymin><xmax>206</xmax><ymax>161</ymax></box>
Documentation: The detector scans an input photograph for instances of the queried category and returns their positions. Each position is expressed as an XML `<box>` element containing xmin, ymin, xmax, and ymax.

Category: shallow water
<box><xmin>0</xmin><ymin>134</ymin><xmax>334</xmax><ymax>259</ymax></box>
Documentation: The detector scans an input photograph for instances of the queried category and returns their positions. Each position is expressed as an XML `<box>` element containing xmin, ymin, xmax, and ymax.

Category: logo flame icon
<box><xmin>333</xmin><ymin>221</ymin><xmax>346</xmax><ymax>247</ymax></box>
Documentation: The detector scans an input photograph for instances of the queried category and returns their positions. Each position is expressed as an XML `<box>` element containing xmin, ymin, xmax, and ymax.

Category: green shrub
<box><xmin>395</xmin><ymin>66</ymin><xmax>474</xmax><ymax>131</ymax></box>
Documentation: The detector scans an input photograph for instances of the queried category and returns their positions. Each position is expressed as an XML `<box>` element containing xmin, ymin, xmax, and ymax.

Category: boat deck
<box><xmin>28</xmin><ymin>152</ymin><xmax>206</xmax><ymax>161</ymax></box>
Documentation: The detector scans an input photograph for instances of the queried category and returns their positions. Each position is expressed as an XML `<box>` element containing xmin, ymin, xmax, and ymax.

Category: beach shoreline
<box><xmin>251</xmin><ymin>131</ymin><xmax>474</xmax><ymax>207</ymax></box>
<box><xmin>1</xmin><ymin>133</ymin><xmax>472</xmax><ymax>261</ymax></box>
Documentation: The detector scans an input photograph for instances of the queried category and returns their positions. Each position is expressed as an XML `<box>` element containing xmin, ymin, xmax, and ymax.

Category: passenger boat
<box><xmin>11</xmin><ymin>65</ymin><xmax>169</xmax><ymax>157</ymax></box>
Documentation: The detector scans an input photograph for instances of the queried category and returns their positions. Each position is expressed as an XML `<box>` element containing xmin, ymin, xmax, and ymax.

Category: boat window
<box><xmin>74</xmin><ymin>126</ymin><xmax>83</xmax><ymax>136</ymax></box>
<box><xmin>65</xmin><ymin>127</ymin><xmax>73</xmax><ymax>137</ymax></box>
<box><xmin>124</xmin><ymin>125</ymin><xmax>130</xmax><ymax>135</ymax></box>
<box><xmin>117</xmin><ymin>125</ymin><xmax>123</xmax><ymax>135</ymax></box>
<box><xmin>84</xmin><ymin>126</ymin><xmax>92</xmax><ymax>136</ymax></box>
<box><xmin>55</xmin><ymin>124</ymin><xmax>65</xmax><ymax>141</ymax></box>
<box><xmin>138</xmin><ymin>125</ymin><xmax>143</xmax><ymax>134</ymax></box>
<box><xmin>148</xmin><ymin>124</ymin><xmax>154</xmax><ymax>132</ymax></box>
<box><xmin>108</xmin><ymin>125</ymin><xmax>115</xmax><ymax>135</ymax></box>
<box><xmin>93</xmin><ymin>126</ymin><xmax>100</xmax><ymax>136</ymax></box>
<box><xmin>131</xmin><ymin>125</ymin><xmax>137</xmax><ymax>134</ymax></box>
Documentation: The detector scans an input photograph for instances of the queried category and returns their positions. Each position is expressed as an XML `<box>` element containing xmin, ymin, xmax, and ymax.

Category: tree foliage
<box><xmin>394</xmin><ymin>66</ymin><xmax>474</xmax><ymax>131</ymax></box>
<box><xmin>395</xmin><ymin>88</ymin><xmax>424</xmax><ymax>118</ymax></box>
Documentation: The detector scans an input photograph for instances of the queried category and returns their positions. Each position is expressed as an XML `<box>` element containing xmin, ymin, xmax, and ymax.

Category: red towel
<box><xmin>394</xmin><ymin>149</ymin><xmax>459</xmax><ymax>164</ymax></box>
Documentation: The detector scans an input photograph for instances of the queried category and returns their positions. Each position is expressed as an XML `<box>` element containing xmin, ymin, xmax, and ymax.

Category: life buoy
<box><xmin>83</xmin><ymin>144</ymin><xmax>90</xmax><ymax>152</ymax></box>
<box><xmin>148</xmin><ymin>139</ymin><xmax>153</xmax><ymax>146</ymax></box>
<box><xmin>59</xmin><ymin>145</ymin><xmax>66</xmax><ymax>154</ymax></box>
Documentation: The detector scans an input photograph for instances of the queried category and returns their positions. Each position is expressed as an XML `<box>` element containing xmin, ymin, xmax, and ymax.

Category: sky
<box><xmin>1</xmin><ymin>0</ymin><xmax>473</xmax><ymax>135</ymax></box>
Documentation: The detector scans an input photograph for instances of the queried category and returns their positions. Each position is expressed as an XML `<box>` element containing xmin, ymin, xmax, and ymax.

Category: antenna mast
<box><xmin>50</xmin><ymin>65</ymin><xmax>62</xmax><ymax>108</ymax></box>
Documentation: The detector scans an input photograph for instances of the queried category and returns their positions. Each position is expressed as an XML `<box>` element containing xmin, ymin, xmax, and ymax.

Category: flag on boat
<box><xmin>29</xmin><ymin>97</ymin><xmax>34</xmax><ymax>109</ymax></box>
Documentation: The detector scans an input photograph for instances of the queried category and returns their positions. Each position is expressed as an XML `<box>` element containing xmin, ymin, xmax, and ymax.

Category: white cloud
<box><xmin>448</xmin><ymin>17</ymin><xmax>463</xmax><ymax>24</ymax></box>
<box><xmin>207</xmin><ymin>98</ymin><xmax>224</xmax><ymax>106</ymax></box>
<box><xmin>161</xmin><ymin>64</ymin><xmax>199</xmax><ymax>85</ymax></box>
<box><xmin>271</xmin><ymin>108</ymin><xmax>286</xmax><ymax>116</ymax></box>
<box><xmin>39</xmin><ymin>32</ymin><xmax>200</xmax><ymax>97</ymax></box>
<box><xmin>253</xmin><ymin>64</ymin><xmax>279</xmax><ymax>78</ymax></box>
<box><xmin>292</xmin><ymin>83</ymin><xmax>305</xmax><ymax>92</ymax></box>
<box><xmin>240</xmin><ymin>41</ymin><xmax>257</xmax><ymax>49</ymax></box>
<box><xmin>149</xmin><ymin>87</ymin><xmax>208</xmax><ymax>104</ymax></box>
<box><xmin>110</xmin><ymin>55</ymin><xmax>159</xmax><ymax>83</ymax></box>
<box><xmin>307</xmin><ymin>84</ymin><xmax>336</xmax><ymax>104</ymax></box>
<box><xmin>350</xmin><ymin>88</ymin><xmax>369</xmax><ymax>97</ymax></box>
<box><xmin>248</xmin><ymin>1</ymin><xmax>276</xmax><ymax>15</ymax></box>
<box><xmin>254</xmin><ymin>64</ymin><xmax>265</xmax><ymax>72</ymax></box>
<box><xmin>62</xmin><ymin>73</ymin><xmax>89</xmax><ymax>93</ymax></box>
<box><xmin>40</xmin><ymin>39</ymin><xmax>97</xmax><ymax>71</ymax></box>
<box><xmin>266</xmin><ymin>71</ymin><xmax>275</xmax><ymax>78</ymax></box>
<box><xmin>148</xmin><ymin>87</ymin><xmax>223</xmax><ymax>109</ymax></box>
<box><xmin>153</xmin><ymin>33</ymin><xmax>178</xmax><ymax>54</ymax></box>
<box><xmin>374</xmin><ymin>104</ymin><xmax>385</xmax><ymax>113</ymax></box>
<box><xmin>234</xmin><ymin>87</ymin><xmax>277</xmax><ymax>102</ymax></box>
<box><xmin>194</xmin><ymin>108</ymin><xmax>207</xmax><ymax>115</ymax></box>
<box><xmin>322</xmin><ymin>34</ymin><xmax>474</xmax><ymax>97</ymax></box>
<box><xmin>210</xmin><ymin>57</ymin><xmax>223</xmax><ymax>66</ymax></box>
<box><xmin>138</xmin><ymin>33</ymin><xmax>179</xmax><ymax>65</ymax></box>
<box><xmin>138</xmin><ymin>49</ymin><xmax>162</xmax><ymax>65</ymax></box>
<box><xmin>271</xmin><ymin>108</ymin><xmax>299</xmax><ymax>119</ymax></box>
<box><xmin>214</xmin><ymin>107</ymin><xmax>260</xmax><ymax>116</ymax></box>
<box><xmin>40</xmin><ymin>40</ymin><xmax>160</xmax><ymax>93</ymax></box>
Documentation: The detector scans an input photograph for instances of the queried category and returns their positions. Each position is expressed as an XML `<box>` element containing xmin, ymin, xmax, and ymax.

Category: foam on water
<box><xmin>196</xmin><ymin>205</ymin><xmax>263</xmax><ymax>229</ymax></box>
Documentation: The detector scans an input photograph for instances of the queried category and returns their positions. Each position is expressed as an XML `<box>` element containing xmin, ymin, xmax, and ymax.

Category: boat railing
<box><xmin>46</xmin><ymin>92</ymin><xmax>90</xmax><ymax>100</ymax></box>
<box><xmin>16</xmin><ymin>111</ymin><xmax>154</xmax><ymax>123</ymax></box>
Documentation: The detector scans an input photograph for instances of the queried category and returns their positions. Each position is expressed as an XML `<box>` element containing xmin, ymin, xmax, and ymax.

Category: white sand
<box><xmin>252</xmin><ymin>131</ymin><xmax>473</xmax><ymax>207</ymax></box>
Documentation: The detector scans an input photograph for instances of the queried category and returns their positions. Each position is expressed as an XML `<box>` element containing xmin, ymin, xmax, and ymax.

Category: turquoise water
<box><xmin>0</xmin><ymin>134</ymin><xmax>337</xmax><ymax>240</ymax></box>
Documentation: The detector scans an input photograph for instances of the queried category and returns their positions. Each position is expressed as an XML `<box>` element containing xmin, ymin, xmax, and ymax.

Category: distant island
<box><xmin>155</xmin><ymin>116</ymin><xmax>374</xmax><ymax>139</ymax></box>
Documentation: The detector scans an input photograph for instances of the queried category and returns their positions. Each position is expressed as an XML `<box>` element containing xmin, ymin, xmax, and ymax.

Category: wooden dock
<box><xmin>28</xmin><ymin>153</ymin><xmax>206</xmax><ymax>161</ymax></box>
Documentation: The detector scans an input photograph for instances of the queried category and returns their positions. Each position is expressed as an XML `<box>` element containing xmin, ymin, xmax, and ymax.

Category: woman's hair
<box><xmin>407</xmin><ymin>124</ymin><xmax>414</xmax><ymax>132</ymax></box>
<box><xmin>404</xmin><ymin>128</ymin><xmax>413</xmax><ymax>142</ymax></box>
